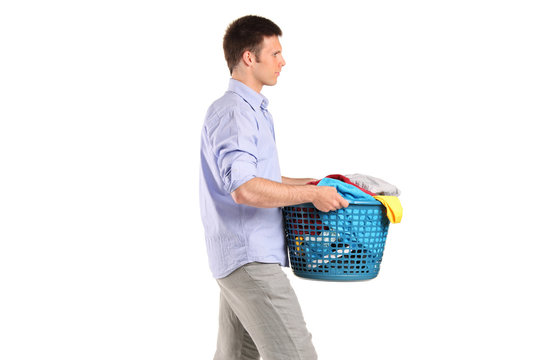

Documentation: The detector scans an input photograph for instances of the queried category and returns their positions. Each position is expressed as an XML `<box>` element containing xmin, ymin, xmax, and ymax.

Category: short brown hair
<box><xmin>223</xmin><ymin>15</ymin><xmax>282</xmax><ymax>75</ymax></box>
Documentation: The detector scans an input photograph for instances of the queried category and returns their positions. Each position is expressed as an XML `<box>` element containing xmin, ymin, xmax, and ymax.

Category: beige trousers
<box><xmin>214</xmin><ymin>262</ymin><xmax>317</xmax><ymax>360</ymax></box>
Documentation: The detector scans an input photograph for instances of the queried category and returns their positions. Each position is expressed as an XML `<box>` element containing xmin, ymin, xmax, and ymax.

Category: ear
<box><xmin>241</xmin><ymin>50</ymin><xmax>255</xmax><ymax>67</ymax></box>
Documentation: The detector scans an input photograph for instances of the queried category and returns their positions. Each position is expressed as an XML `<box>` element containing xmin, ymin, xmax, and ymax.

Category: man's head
<box><xmin>223</xmin><ymin>15</ymin><xmax>285</xmax><ymax>91</ymax></box>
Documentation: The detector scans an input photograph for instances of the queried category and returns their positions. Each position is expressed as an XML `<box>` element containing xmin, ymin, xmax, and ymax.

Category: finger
<box><xmin>317</xmin><ymin>206</ymin><xmax>329</xmax><ymax>213</ymax></box>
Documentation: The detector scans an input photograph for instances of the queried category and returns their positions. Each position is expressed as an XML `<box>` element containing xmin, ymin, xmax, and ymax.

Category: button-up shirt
<box><xmin>199</xmin><ymin>79</ymin><xmax>288</xmax><ymax>278</ymax></box>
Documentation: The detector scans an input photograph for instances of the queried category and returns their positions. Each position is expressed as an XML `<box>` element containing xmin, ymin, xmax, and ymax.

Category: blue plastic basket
<box><xmin>282</xmin><ymin>201</ymin><xmax>389</xmax><ymax>281</ymax></box>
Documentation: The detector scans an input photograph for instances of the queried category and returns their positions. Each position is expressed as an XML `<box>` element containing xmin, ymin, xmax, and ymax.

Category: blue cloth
<box><xmin>317</xmin><ymin>177</ymin><xmax>378</xmax><ymax>203</ymax></box>
<box><xmin>199</xmin><ymin>79</ymin><xmax>288</xmax><ymax>279</ymax></box>
<box><xmin>315</xmin><ymin>179</ymin><xmax>382</xmax><ymax>263</ymax></box>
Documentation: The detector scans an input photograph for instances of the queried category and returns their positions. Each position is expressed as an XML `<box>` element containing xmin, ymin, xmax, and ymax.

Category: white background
<box><xmin>1</xmin><ymin>0</ymin><xmax>539</xmax><ymax>359</ymax></box>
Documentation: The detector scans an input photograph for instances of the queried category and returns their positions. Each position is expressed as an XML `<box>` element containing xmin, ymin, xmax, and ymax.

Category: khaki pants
<box><xmin>214</xmin><ymin>262</ymin><xmax>317</xmax><ymax>360</ymax></box>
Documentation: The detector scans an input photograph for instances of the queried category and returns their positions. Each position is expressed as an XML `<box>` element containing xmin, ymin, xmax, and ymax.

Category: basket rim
<box><xmin>283</xmin><ymin>200</ymin><xmax>382</xmax><ymax>209</ymax></box>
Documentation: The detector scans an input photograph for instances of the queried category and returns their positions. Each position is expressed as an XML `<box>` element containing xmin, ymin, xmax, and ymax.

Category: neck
<box><xmin>231</xmin><ymin>73</ymin><xmax>263</xmax><ymax>93</ymax></box>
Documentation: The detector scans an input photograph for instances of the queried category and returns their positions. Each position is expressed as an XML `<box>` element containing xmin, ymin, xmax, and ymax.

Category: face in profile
<box><xmin>252</xmin><ymin>35</ymin><xmax>286</xmax><ymax>87</ymax></box>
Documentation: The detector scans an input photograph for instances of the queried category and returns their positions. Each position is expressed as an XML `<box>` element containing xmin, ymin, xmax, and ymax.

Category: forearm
<box><xmin>281</xmin><ymin>176</ymin><xmax>317</xmax><ymax>186</ymax></box>
<box><xmin>232</xmin><ymin>177</ymin><xmax>317</xmax><ymax>208</ymax></box>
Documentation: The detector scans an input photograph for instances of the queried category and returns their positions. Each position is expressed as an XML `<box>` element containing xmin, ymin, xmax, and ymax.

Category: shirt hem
<box><xmin>213</xmin><ymin>257</ymin><xmax>288</xmax><ymax>279</ymax></box>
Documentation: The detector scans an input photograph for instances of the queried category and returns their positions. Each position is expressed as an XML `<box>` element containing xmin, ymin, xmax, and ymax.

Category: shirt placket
<box><xmin>260</xmin><ymin>104</ymin><xmax>276</xmax><ymax>142</ymax></box>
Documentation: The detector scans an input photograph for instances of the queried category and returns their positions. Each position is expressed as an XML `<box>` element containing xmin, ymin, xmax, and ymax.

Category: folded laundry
<box><xmin>312</xmin><ymin>176</ymin><xmax>402</xmax><ymax>224</ymax></box>
<box><xmin>315</xmin><ymin>177</ymin><xmax>378</xmax><ymax>203</ymax></box>
<box><xmin>308</xmin><ymin>174</ymin><xmax>375</xmax><ymax>196</ymax></box>
<box><xmin>345</xmin><ymin>173</ymin><xmax>401</xmax><ymax>196</ymax></box>
<box><xmin>373</xmin><ymin>196</ymin><xmax>403</xmax><ymax>224</ymax></box>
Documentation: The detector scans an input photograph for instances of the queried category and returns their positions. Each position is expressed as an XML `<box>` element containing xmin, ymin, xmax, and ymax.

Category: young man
<box><xmin>199</xmin><ymin>15</ymin><xmax>348</xmax><ymax>360</ymax></box>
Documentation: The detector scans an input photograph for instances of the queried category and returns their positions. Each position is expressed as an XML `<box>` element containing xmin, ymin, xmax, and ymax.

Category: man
<box><xmin>199</xmin><ymin>15</ymin><xmax>348</xmax><ymax>360</ymax></box>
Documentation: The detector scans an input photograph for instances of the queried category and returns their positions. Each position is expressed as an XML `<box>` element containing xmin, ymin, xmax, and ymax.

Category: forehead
<box><xmin>260</xmin><ymin>35</ymin><xmax>282</xmax><ymax>52</ymax></box>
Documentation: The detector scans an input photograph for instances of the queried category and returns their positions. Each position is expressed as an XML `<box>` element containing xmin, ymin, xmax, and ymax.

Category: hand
<box><xmin>312</xmin><ymin>186</ymin><xmax>349</xmax><ymax>212</ymax></box>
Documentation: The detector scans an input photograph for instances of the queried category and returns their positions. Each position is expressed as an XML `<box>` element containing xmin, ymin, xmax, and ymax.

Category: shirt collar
<box><xmin>228</xmin><ymin>78</ymin><xmax>269</xmax><ymax>111</ymax></box>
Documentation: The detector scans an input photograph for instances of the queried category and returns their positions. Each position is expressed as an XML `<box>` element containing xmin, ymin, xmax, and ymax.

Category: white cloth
<box><xmin>345</xmin><ymin>173</ymin><xmax>401</xmax><ymax>196</ymax></box>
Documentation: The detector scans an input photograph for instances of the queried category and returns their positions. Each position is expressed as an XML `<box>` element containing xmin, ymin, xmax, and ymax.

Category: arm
<box><xmin>208</xmin><ymin>109</ymin><xmax>346</xmax><ymax>211</ymax></box>
<box><xmin>281</xmin><ymin>176</ymin><xmax>317</xmax><ymax>186</ymax></box>
<box><xmin>231</xmin><ymin>177</ymin><xmax>349</xmax><ymax>212</ymax></box>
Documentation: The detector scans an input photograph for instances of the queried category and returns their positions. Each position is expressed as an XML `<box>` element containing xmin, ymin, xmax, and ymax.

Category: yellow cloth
<box><xmin>373</xmin><ymin>196</ymin><xmax>403</xmax><ymax>224</ymax></box>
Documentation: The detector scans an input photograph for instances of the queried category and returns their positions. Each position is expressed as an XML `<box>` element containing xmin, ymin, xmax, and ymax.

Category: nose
<box><xmin>280</xmin><ymin>55</ymin><xmax>286</xmax><ymax>68</ymax></box>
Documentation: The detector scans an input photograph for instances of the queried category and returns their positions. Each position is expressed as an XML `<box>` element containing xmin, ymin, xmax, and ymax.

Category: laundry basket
<box><xmin>282</xmin><ymin>200</ymin><xmax>389</xmax><ymax>281</ymax></box>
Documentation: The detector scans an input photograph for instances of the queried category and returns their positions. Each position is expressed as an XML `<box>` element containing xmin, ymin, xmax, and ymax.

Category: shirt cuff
<box><xmin>223</xmin><ymin>155</ymin><xmax>257</xmax><ymax>193</ymax></box>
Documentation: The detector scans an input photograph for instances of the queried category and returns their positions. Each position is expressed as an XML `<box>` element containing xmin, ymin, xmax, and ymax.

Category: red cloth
<box><xmin>307</xmin><ymin>174</ymin><xmax>376</xmax><ymax>196</ymax></box>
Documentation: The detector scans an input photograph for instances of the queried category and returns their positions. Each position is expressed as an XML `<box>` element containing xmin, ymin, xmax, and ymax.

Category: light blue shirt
<box><xmin>199</xmin><ymin>79</ymin><xmax>288</xmax><ymax>279</ymax></box>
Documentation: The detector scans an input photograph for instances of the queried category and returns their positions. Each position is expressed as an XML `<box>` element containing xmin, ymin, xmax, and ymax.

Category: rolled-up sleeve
<box><xmin>210</xmin><ymin>108</ymin><xmax>259</xmax><ymax>193</ymax></box>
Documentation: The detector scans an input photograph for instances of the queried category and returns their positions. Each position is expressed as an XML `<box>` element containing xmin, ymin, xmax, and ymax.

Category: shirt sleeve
<box><xmin>209</xmin><ymin>108</ymin><xmax>259</xmax><ymax>193</ymax></box>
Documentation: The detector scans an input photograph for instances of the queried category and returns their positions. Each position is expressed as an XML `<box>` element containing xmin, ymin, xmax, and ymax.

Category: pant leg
<box><xmin>214</xmin><ymin>292</ymin><xmax>260</xmax><ymax>360</ymax></box>
<box><xmin>216</xmin><ymin>262</ymin><xmax>317</xmax><ymax>360</ymax></box>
